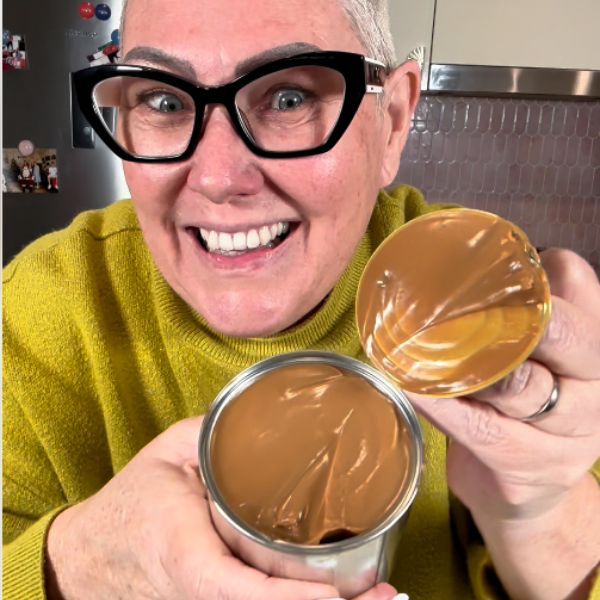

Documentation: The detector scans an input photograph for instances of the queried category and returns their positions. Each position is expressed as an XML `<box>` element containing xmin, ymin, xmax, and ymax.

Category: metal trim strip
<box><xmin>428</xmin><ymin>64</ymin><xmax>600</xmax><ymax>98</ymax></box>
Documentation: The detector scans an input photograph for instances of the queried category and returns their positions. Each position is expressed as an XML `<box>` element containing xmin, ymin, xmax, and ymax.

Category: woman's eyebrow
<box><xmin>122</xmin><ymin>47</ymin><xmax>197</xmax><ymax>79</ymax></box>
<box><xmin>233</xmin><ymin>42</ymin><xmax>322</xmax><ymax>76</ymax></box>
<box><xmin>122</xmin><ymin>42</ymin><xmax>322</xmax><ymax>83</ymax></box>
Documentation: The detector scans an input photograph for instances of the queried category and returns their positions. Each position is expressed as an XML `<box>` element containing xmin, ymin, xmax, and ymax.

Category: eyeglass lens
<box><xmin>91</xmin><ymin>66</ymin><xmax>347</xmax><ymax>158</ymax></box>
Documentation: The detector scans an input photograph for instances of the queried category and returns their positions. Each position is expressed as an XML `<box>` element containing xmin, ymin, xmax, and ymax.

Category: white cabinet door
<box><xmin>389</xmin><ymin>0</ymin><xmax>436</xmax><ymax>89</ymax></box>
<box><xmin>432</xmin><ymin>0</ymin><xmax>600</xmax><ymax>71</ymax></box>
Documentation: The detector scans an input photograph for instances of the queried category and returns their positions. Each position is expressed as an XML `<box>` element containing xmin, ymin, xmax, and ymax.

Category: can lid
<box><xmin>356</xmin><ymin>208</ymin><xmax>551</xmax><ymax>398</ymax></box>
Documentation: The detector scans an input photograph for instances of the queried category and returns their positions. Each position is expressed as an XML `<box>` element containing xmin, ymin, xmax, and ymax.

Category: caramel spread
<box><xmin>356</xmin><ymin>209</ymin><xmax>551</xmax><ymax>397</ymax></box>
<box><xmin>210</xmin><ymin>363</ymin><xmax>411</xmax><ymax>545</ymax></box>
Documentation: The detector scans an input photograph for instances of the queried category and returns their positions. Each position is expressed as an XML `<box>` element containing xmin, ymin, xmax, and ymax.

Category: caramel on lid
<box><xmin>356</xmin><ymin>208</ymin><xmax>551</xmax><ymax>397</ymax></box>
<box><xmin>210</xmin><ymin>363</ymin><xmax>411</xmax><ymax>545</ymax></box>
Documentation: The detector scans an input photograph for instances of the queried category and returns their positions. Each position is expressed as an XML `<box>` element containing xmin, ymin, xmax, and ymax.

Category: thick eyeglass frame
<box><xmin>72</xmin><ymin>51</ymin><xmax>387</xmax><ymax>162</ymax></box>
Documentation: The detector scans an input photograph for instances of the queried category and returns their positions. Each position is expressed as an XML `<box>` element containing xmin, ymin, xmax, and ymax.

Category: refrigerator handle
<box><xmin>70</xmin><ymin>73</ymin><xmax>95</xmax><ymax>149</ymax></box>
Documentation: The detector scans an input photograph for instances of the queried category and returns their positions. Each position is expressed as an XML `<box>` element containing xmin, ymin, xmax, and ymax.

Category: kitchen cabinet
<box><xmin>432</xmin><ymin>0</ymin><xmax>600</xmax><ymax>71</ymax></box>
<box><xmin>388</xmin><ymin>0</ymin><xmax>600</xmax><ymax>97</ymax></box>
<box><xmin>388</xmin><ymin>0</ymin><xmax>435</xmax><ymax>90</ymax></box>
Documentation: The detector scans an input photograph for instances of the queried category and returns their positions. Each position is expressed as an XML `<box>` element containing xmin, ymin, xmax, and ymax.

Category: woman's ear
<box><xmin>379</xmin><ymin>60</ymin><xmax>421</xmax><ymax>187</ymax></box>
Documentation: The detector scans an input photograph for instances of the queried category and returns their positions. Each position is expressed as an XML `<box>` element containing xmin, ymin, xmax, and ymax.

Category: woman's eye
<box><xmin>146</xmin><ymin>93</ymin><xmax>185</xmax><ymax>113</ymax></box>
<box><xmin>271</xmin><ymin>89</ymin><xmax>306</xmax><ymax>111</ymax></box>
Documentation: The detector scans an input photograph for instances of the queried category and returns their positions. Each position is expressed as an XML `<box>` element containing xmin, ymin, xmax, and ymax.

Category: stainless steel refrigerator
<box><xmin>3</xmin><ymin>0</ymin><xmax>130</xmax><ymax>265</ymax></box>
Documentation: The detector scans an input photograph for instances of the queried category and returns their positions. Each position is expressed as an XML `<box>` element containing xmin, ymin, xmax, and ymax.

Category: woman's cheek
<box><xmin>267</xmin><ymin>152</ymin><xmax>354</xmax><ymax>217</ymax></box>
<box><xmin>124</xmin><ymin>162</ymin><xmax>187</xmax><ymax>212</ymax></box>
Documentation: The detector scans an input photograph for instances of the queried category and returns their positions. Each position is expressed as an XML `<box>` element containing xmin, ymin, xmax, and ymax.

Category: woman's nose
<box><xmin>185</xmin><ymin>105</ymin><xmax>264</xmax><ymax>204</ymax></box>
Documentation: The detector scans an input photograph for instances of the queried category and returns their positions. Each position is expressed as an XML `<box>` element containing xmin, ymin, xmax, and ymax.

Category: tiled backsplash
<box><xmin>393</xmin><ymin>96</ymin><xmax>600</xmax><ymax>275</ymax></box>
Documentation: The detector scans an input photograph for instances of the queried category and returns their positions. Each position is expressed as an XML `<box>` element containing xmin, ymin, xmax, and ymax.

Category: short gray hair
<box><xmin>120</xmin><ymin>0</ymin><xmax>396</xmax><ymax>67</ymax></box>
<box><xmin>339</xmin><ymin>0</ymin><xmax>396</xmax><ymax>67</ymax></box>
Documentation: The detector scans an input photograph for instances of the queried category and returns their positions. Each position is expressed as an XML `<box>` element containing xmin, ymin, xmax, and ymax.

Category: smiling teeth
<box><xmin>199</xmin><ymin>222</ymin><xmax>290</xmax><ymax>253</ymax></box>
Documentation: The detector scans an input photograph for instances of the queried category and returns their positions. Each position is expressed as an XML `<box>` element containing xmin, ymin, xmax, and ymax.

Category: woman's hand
<box><xmin>45</xmin><ymin>416</ymin><xmax>345</xmax><ymax>600</ymax></box>
<box><xmin>408</xmin><ymin>249</ymin><xmax>600</xmax><ymax>600</ymax></box>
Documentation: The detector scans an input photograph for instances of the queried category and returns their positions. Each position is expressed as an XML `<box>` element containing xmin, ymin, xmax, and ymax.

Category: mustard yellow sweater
<box><xmin>3</xmin><ymin>186</ymin><xmax>597</xmax><ymax>600</ymax></box>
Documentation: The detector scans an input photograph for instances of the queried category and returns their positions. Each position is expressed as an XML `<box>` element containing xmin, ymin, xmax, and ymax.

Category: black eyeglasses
<box><xmin>72</xmin><ymin>51</ymin><xmax>387</xmax><ymax>162</ymax></box>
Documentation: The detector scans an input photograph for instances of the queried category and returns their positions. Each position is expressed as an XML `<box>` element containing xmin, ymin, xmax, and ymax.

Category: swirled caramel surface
<box><xmin>210</xmin><ymin>363</ymin><xmax>411</xmax><ymax>545</ymax></box>
<box><xmin>356</xmin><ymin>209</ymin><xmax>551</xmax><ymax>397</ymax></box>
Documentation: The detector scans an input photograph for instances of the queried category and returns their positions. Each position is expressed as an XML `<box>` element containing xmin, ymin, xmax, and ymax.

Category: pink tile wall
<box><xmin>394</xmin><ymin>96</ymin><xmax>600</xmax><ymax>275</ymax></box>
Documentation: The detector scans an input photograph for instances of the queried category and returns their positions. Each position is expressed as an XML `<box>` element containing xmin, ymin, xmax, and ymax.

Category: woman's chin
<box><xmin>206</xmin><ymin>319</ymin><xmax>286</xmax><ymax>339</ymax></box>
<box><xmin>200</xmin><ymin>306</ymin><xmax>298</xmax><ymax>339</ymax></box>
<box><xmin>186</xmin><ymin>286</ymin><xmax>326</xmax><ymax>339</ymax></box>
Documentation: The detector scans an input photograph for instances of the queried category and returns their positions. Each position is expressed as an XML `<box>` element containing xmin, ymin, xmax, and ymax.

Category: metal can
<box><xmin>198</xmin><ymin>351</ymin><xmax>423</xmax><ymax>598</ymax></box>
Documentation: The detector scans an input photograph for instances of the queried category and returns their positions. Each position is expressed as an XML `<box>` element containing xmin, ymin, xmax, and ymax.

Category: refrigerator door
<box><xmin>3</xmin><ymin>0</ymin><xmax>129</xmax><ymax>264</ymax></box>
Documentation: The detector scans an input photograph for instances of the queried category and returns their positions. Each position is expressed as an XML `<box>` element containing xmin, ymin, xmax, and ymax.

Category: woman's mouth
<box><xmin>189</xmin><ymin>221</ymin><xmax>295</xmax><ymax>257</ymax></box>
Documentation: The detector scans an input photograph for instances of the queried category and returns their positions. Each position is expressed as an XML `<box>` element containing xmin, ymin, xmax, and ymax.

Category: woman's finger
<box><xmin>407</xmin><ymin>392</ymin><xmax>564</xmax><ymax>472</ymax></box>
<box><xmin>349</xmin><ymin>582</ymin><xmax>398</xmax><ymax>600</ymax></box>
<box><xmin>141</xmin><ymin>415</ymin><xmax>205</xmax><ymax>466</ymax></box>
<box><xmin>469</xmin><ymin>360</ymin><xmax>554</xmax><ymax>420</ymax></box>
<box><xmin>467</xmin><ymin>363</ymin><xmax>599</xmax><ymax>436</ymax></box>
<box><xmin>205</xmin><ymin>555</ymin><xmax>342</xmax><ymax>600</ymax></box>
<box><xmin>529</xmin><ymin>295</ymin><xmax>600</xmax><ymax>380</ymax></box>
<box><xmin>540</xmin><ymin>248</ymin><xmax>600</xmax><ymax>319</ymax></box>
<box><xmin>408</xmin><ymin>390</ymin><xmax>600</xmax><ymax>481</ymax></box>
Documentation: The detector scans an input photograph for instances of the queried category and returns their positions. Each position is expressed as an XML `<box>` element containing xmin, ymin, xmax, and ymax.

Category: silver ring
<box><xmin>520</xmin><ymin>375</ymin><xmax>561</xmax><ymax>422</ymax></box>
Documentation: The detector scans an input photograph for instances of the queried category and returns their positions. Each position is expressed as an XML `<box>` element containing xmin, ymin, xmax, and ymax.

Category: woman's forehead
<box><xmin>122</xmin><ymin>0</ymin><xmax>363</xmax><ymax>84</ymax></box>
<box><xmin>123</xmin><ymin>0</ymin><xmax>362</xmax><ymax>59</ymax></box>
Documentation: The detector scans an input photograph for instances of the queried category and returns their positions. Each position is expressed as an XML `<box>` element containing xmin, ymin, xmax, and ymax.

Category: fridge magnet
<box><xmin>111</xmin><ymin>29</ymin><xmax>120</xmax><ymax>45</ymax></box>
<box><xmin>87</xmin><ymin>35</ymin><xmax>120</xmax><ymax>65</ymax></box>
<box><xmin>95</xmin><ymin>3</ymin><xmax>112</xmax><ymax>21</ymax></box>
<box><xmin>87</xmin><ymin>50</ymin><xmax>111</xmax><ymax>66</ymax></box>
<box><xmin>2</xmin><ymin>148</ymin><xmax>60</xmax><ymax>194</ymax></box>
<box><xmin>99</xmin><ymin>40</ymin><xmax>119</xmax><ymax>60</ymax></box>
<box><xmin>17</xmin><ymin>139</ymin><xmax>35</xmax><ymax>157</ymax></box>
<box><xmin>79</xmin><ymin>2</ymin><xmax>95</xmax><ymax>20</ymax></box>
<box><xmin>2</xmin><ymin>33</ymin><xmax>29</xmax><ymax>71</ymax></box>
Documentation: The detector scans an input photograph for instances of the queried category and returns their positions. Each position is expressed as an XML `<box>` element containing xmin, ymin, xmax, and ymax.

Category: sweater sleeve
<box><xmin>3</xmin><ymin>507</ymin><xmax>70</xmax><ymax>600</ymax></box>
<box><xmin>2</xmin><ymin>246</ymin><xmax>106</xmax><ymax>599</ymax></box>
<box><xmin>2</xmin><ymin>388</ymin><xmax>70</xmax><ymax>599</ymax></box>
<box><xmin>454</xmin><ymin>459</ymin><xmax>600</xmax><ymax>600</ymax></box>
